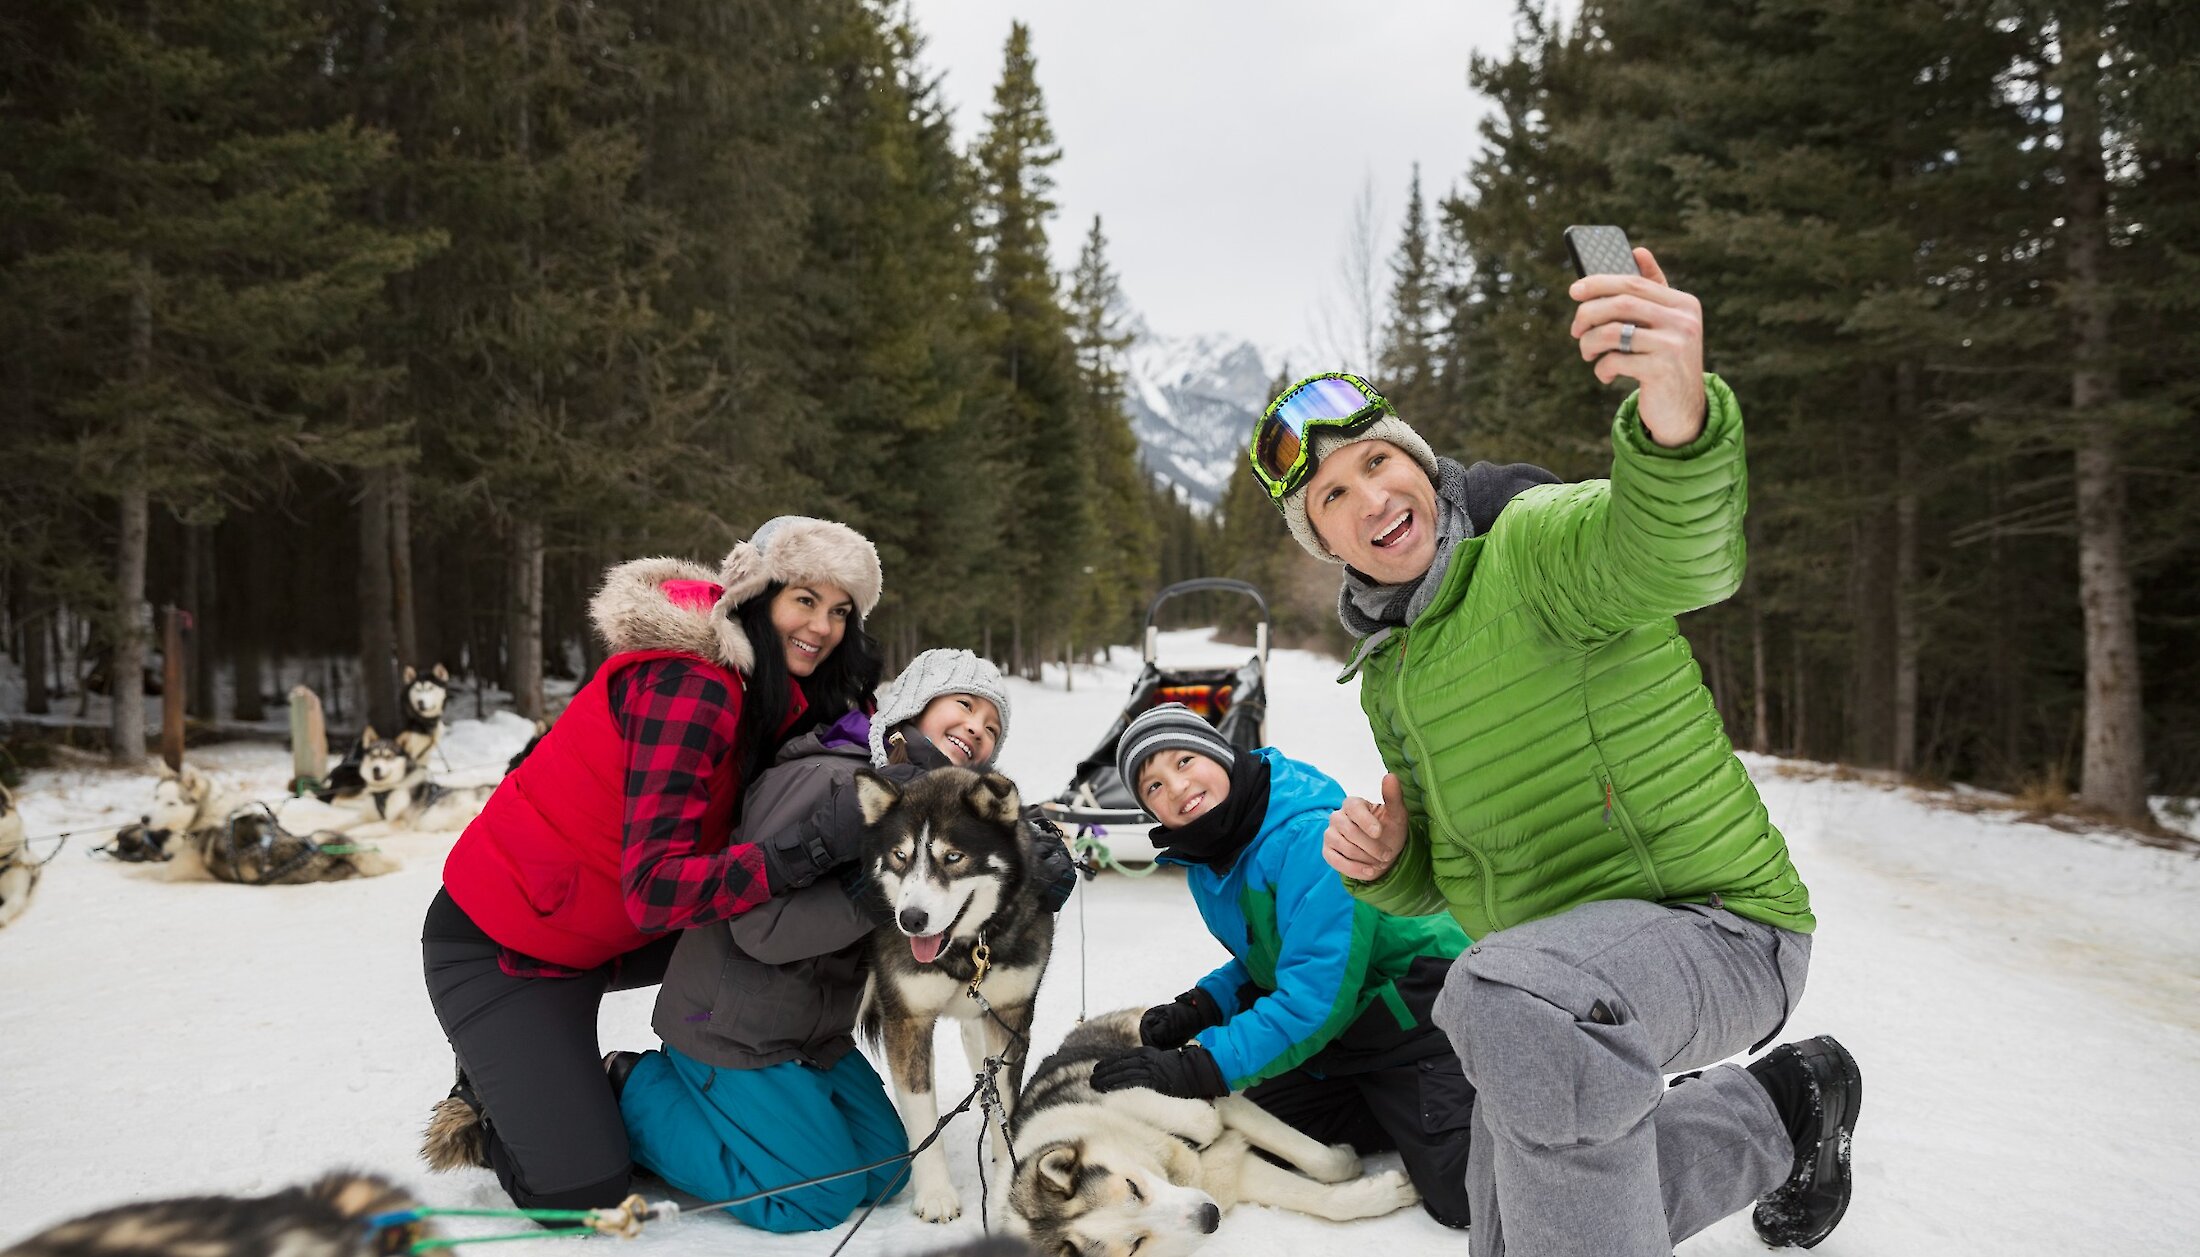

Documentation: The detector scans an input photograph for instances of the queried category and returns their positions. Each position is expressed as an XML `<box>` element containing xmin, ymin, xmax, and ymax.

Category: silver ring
<box><xmin>1618</xmin><ymin>322</ymin><xmax>1637</xmax><ymax>353</ymax></box>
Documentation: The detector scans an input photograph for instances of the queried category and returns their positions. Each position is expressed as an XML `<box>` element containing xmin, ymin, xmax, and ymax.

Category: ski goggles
<box><xmin>1248</xmin><ymin>373</ymin><xmax>1395</xmax><ymax>501</ymax></box>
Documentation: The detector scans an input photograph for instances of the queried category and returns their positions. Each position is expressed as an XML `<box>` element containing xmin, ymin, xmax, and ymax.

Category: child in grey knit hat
<box><xmin>869</xmin><ymin>648</ymin><xmax>1011</xmax><ymax>769</ymax></box>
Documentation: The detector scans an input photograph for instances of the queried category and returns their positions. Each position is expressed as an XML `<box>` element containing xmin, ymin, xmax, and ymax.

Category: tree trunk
<box><xmin>22</xmin><ymin>596</ymin><xmax>51</xmax><ymax>715</ymax></box>
<box><xmin>1789</xmin><ymin>634</ymin><xmax>1806</xmax><ymax>759</ymax></box>
<box><xmin>1751</xmin><ymin>604</ymin><xmax>1770</xmax><ymax>755</ymax></box>
<box><xmin>231</xmin><ymin>518</ymin><xmax>266</xmax><ymax>723</ymax></box>
<box><xmin>186</xmin><ymin>525</ymin><xmax>218</xmax><ymax>719</ymax></box>
<box><xmin>358</xmin><ymin>469</ymin><xmax>401</xmax><ymax>735</ymax></box>
<box><xmin>111</xmin><ymin>259</ymin><xmax>154</xmax><ymax>764</ymax></box>
<box><xmin>391</xmin><ymin>465</ymin><xmax>420</xmax><ymax>671</ymax></box>
<box><xmin>1891</xmin><ymin>364</ymin><xmax>1921</xmax><ymax>776</ymax></box>
<box><xmin>508</xmin><ymin>520</ymin><xmax>545</xmax><ymax>720</ymax></box>
<box><xmin>112</xmin><ymin>484</ymin><xmax>150</xmax><ymax>763</ymax></box>
<box><xmin>2059</xmin><ymin>17</ymin><xmax>2148</xmax><ymax>820</ymax></box>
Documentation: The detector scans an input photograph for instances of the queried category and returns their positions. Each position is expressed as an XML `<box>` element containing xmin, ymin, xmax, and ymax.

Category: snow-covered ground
<box><xmin>3</xmin><ymin>630</ymin><xmax>2196</xmax><ymax>1256</ymax></box>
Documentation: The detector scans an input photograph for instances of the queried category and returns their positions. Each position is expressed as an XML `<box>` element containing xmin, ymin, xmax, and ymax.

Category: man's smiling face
<box><xmin>1305</xmin><ymin>438</ymin><xmax>1440</xmax><ymax>585</ymax></box>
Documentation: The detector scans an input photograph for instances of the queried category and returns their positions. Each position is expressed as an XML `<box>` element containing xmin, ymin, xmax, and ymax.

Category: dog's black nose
<box><xmin>898</xmin><ymin>907</ymin><xmax>929</xmax><ymax>935</ymax></box>
<box><xmin>1197</xmin><ymin>1203</ymin><xmax>1220</xmax><ymax>1233</ymax></box>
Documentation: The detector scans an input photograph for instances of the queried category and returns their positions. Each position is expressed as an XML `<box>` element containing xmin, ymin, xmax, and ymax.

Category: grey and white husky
<box><xmin>0</xmin><ymin>1170</ymin><xmax>429</xmax><ymax>1257</ymax></box>
<box><xmin>1006</xmin><ymin>1010</ymin><xmax>1420</xmax><ymax>1257</ymax></box>
<box><xmin>0</xmin><ymin>781</ymin><xmax>39</xmax><ymax>929</ymax></box>
<box><xmin>348</xmin><ymin>729</ymin><xmax>490</xmax><ymax>830</ymax></box>
<box><xmin>853</xmin><ymin>766</ymin><xmax>1056</xmax><ymax>1224</ymax></box>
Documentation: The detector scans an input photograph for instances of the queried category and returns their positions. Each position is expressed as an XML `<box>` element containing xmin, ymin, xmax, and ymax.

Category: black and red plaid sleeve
<box><xmin>612</xmin><ymin>657</ymin><xmax>774</xmax><ymax>934</ymax></box>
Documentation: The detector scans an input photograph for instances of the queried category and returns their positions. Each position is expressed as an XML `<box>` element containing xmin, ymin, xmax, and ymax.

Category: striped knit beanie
<box><xmin>1117</xmin><ymin>703</ymin><xmax>1236</xmax><ymax>815</ymax></box>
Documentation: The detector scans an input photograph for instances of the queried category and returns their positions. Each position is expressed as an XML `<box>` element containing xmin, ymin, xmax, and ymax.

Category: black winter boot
<box><xmin>603</xmin><ymin>1050</ymin><xmax>645</xmax><ymax>1100</ymax></box>
<box><xmin>1749</xmin><ymin>1036</ymin><xmax>1862</xmax><ymax>1248</ymax></box>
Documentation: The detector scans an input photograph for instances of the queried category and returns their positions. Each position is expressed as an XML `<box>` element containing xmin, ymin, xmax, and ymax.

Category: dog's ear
<box><xmin>158</xmin><ymin>761</ymin><xmax>180</xmax><ymax>783</ymax></box>
<box><xmin>853</xmin><ymin>769</ymin><xmax>901</xmax><ymax>826</ymax></box>
<box><xmin>967</xmin><ymin>772</ymin><xmax>1023</xmax><ymax>826</ymax></box>
<box><xmin>180</xmin><ymin>766</ymin><xmax>209</xmax><ymax>800</ymax></box>
<box><xmin>403</xmin><ymin>665</ymin><xmax>417</xmax><ymax>684</ymax></box>
<box><xmin>1034</xmin><ymin>1142</ymin><xmax>1082</xmax><ymax>1198</ymax></box>
<box><xmin>361</xmin><ymin>725</ymin><xmax>381</xmax><ymax>745</ymax></box>
<box><xmin>433</xmin><ymin>663</ymin><xmax>450</xmax><ymax>683</ymax></box>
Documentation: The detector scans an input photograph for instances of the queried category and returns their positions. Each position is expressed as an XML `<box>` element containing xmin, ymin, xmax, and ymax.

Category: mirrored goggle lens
<box><xmin>1255</xmin><ymin>377</ymin><xmax>1379</xmax><ymax>481</ymax></box>
<box><xmin>1272</xmin><ymin>377</ymin><xmax>1377</xmax><ymax>434</ymax></box>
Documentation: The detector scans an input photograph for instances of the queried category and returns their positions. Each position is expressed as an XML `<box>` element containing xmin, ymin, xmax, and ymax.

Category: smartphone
<box><xmin>1564</xmin><ymin>225</ymin><xmax>1640</xmax><ymax>280</ymax></box>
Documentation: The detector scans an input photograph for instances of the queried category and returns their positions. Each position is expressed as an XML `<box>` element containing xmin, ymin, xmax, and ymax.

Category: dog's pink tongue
<box><xmin>910</xmin><ymin>933</ymin><xmax>946</xmax><ymax>964</ymax></box>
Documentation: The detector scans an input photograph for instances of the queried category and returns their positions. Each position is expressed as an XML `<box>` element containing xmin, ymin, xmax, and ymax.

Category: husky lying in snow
<box><xmin>0</xmin><ymin>1170</ymin><xmax>429</xmax><ymax>1257</ymax></box>
<box><xmin>1006</xmin><ymin>1010</ymin><xmax>1420</xmax><ymax>1256</ymax></box>
<box><xmin>342</xmin><ymin>730</ymin><xmax>492</xmax><ymax>830</ymax></box>
<box><xmin>0</xmin><ymin>781</ymin><xmax>39</xmax><ymax>929</ymax></box>
<box><xmin>320</xmin><ymin>663</ymin><xmax>450</xmax><ymax>801</ymax></box>
<box><xmin>854</xmin><ymin>766</ymin><xmax>1056</xmax><ymax>1224</ymax></box>
<box><xmin>129</xmin><ymin>764</ymin><xmax>399</xmax><ymax>884</ymax></box>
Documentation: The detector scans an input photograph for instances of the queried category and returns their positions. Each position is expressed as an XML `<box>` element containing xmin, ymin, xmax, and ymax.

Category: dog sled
<box><xmin>1040</xmin><ymin>579</ymin><xmax>1269</xmax><ymax>870</ymax></box>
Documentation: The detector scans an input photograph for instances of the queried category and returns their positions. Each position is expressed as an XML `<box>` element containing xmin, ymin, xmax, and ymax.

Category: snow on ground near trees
<box><xmin>3</xmin><ymin>631</ymin><xmax>2196</xmax><ymax>1257</ymax></box>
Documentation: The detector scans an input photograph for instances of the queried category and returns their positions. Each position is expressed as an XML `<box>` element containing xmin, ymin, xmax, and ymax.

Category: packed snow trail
<box><xmin>2</xmin><ymin>633</ymin><xmax>2195</xmax><ymax>1256</ymax></box>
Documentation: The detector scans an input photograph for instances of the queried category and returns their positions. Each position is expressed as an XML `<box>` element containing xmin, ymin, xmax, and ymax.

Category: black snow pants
<box><xmin>1241</xmin><ymin>955</ymin><xmax>1478</xmax><ymax>1228</ymax></box>
<box><xmin>422</xmin><ymin>888</ymin><xmax>678</xmax><ymax>1211</ymax></box>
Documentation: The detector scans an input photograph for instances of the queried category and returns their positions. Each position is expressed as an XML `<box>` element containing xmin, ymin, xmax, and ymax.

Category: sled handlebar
<box><xmin>1142</xmin><ymin>579</ymin><xmax>1270</xmax><ymax>669</ymax></box>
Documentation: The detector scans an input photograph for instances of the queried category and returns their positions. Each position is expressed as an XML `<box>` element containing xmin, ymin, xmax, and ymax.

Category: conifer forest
<box><xmin>2</xmin><ymin>0</ymin><xmax>2194</xmax><ymax>822</ymax></box>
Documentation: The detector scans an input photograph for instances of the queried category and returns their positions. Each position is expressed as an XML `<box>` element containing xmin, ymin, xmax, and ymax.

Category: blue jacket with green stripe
<box><xmin>1161</xmin><ymin>747</ymin><xmax>1470</xmax><ymax>1090</ymax></box>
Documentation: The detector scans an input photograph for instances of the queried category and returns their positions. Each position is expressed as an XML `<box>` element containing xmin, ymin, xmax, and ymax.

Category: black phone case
<box><xmin>1564</xmin><ymin>225</ymin><xmax>1640</xmax><ymax>278</ymax></box>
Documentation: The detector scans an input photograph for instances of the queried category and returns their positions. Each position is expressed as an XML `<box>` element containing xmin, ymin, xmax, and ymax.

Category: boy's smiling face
<box><xmin>1138</xmin><ymin>749</ymin><xmax>1231</xmax><ymax>828</ymax></box>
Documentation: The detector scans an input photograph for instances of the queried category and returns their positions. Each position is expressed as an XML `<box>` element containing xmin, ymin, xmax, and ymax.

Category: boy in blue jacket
<box><xmin>1089</xmin><ymin>704</ymin><xmax>1476</xmax><ymax>1227</ymax></box>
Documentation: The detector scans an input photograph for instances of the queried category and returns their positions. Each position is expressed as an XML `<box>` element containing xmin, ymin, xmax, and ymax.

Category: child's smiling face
<box><xmin>1138</xmin><ymin>749</ymin><xmax>1231</xmax><ymax>828</ymax></box>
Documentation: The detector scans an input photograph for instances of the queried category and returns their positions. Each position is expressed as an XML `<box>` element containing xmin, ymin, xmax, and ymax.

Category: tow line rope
<box><xmin>369</xmin><ymin>1054</ymin><xmax>1015</xmax><ymax>1256</ymax></box>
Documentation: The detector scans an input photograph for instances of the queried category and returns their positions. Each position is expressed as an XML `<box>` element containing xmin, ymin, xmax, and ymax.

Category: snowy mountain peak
<box><xmin>1122</xmin><ymin>322</ymin><xmax>1302</xmax><ymax>511</ymax></box>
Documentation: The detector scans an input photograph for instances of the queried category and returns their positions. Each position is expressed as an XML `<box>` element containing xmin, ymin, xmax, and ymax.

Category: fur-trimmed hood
<box><xmin>589</xmin><ymin>557</ymin><xmax>756</xmax><ymax>675</ymax></box>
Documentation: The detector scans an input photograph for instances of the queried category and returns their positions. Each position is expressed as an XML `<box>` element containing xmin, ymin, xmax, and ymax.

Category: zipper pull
<box><xmin>1603</xmin><ymin>779</ymin><xmax>1615</xmax><ymax>829</ymax></box>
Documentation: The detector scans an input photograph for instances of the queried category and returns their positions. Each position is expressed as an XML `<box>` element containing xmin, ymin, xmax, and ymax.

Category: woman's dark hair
<box><xmin>731</xmin><ymin>582</ymin><xmax>883</xmax><ymax>776</ymax></box>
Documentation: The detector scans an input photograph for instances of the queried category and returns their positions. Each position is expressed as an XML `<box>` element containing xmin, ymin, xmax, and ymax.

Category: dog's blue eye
<box><xmin>943</xmin><ymin>852</ymin><xmax>963</xmax><ymax>865</ymax></box>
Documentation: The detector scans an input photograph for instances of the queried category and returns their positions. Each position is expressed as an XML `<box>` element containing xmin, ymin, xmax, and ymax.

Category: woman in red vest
<box><xmin>420</xmin><ymin>517</ymin><xmax>885</xmax><ymax>1212</ymax></box>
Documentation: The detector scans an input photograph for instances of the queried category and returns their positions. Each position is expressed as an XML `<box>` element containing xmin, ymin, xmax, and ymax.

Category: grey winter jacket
<box><xmin>653</xmin><ymin>721</ymin><xmax>909</xmax><ymax>1070</ymax></box>
<box><xmin>653</xmin><ymin>716</ymin><xmax>1082</xmax><ymax>1071</ymax></box>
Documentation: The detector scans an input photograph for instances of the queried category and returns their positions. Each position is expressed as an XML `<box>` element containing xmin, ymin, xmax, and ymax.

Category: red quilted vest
<box><xmin>442</xmin><ymin>648</ymin><xmax>751</xmax><ymax>971</ymax></box>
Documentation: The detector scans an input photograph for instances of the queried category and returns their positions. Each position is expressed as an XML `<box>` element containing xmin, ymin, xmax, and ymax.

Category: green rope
<box><xmin>1073</xmin><ymin>833</ymin><xmax>1161</xmax><ymax>878</ymax></box>
<box><xmin>412</xmin><ymin>1230</ymin><xmax>596</xmax><ymax>1253</ymax></box>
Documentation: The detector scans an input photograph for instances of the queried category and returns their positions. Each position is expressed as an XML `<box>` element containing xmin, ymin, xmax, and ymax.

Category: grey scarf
<box><xmin>1337</xmin><ymin>456</ymin><xmax>1565</xmax><ymax>640</ymax></box>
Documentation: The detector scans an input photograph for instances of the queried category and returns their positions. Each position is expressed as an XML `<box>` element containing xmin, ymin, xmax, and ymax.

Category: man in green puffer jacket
<box><xmin>1251</xmin><ymin>249</ymin><xmax>1861</xmax><ymax>1256</ymax></box>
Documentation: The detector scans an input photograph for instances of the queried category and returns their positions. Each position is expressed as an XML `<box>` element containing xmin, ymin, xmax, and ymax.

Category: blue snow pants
<box><xmin>618</xmin><ymin>1045</ymin><xmax>906</xmax><ymax>1233</ymax></box>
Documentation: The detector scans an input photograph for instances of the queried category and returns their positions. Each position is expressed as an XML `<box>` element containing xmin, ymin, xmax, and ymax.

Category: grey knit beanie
<box><xmin>869</xmin><ymin>649</ymin><xmax>1012</xmax><ymax>767</ymax></box>
<box><xmin>1277</xmin><ymin>418</ymin><xmax>1442</xmax><ymax>564</ymax></box>
<box><xmin>1117</xmin><ymin>703</ymin><xmax>1236</xmax><ymax>816</ymax></box>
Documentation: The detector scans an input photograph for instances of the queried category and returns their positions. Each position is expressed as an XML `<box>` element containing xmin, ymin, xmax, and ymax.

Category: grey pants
<box><xmin>1431</xmin><ymin>899</ymin><xmax>1811</xmax><ymax>1257</ymax></box>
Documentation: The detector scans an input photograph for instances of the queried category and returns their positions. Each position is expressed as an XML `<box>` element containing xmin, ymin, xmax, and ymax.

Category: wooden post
<box><xmin>160</xmin><ymin>606</ymin><xmax>186</xmax><ymax>771</ymax></box>
<box><xmin>289</xmin><ymin>686</ymin><xmax>328</xmax><ymax>795</ymax></box>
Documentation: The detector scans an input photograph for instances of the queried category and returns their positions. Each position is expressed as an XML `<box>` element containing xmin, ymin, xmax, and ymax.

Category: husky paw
<box><xmin>1304</xmin><ymin>1141</ymin><xmax>1361</xmax><ymax>1184</ymax></box>
<box><xmin>1336</xmin><ymin>1169</ymin><xmax>1419</xmax><ymax>1218</ymax></box>
<box><xmin>908</xmin><ymin>1182</ymin><xmax>963</xmax><ymax>1223</ymax></box>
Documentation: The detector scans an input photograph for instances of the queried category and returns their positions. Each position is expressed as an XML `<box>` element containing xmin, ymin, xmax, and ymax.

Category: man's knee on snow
<box><xmin>1442</xmin><ymin>947</ymin><xmax>1661</xmax><ymax>1150</ymax></box>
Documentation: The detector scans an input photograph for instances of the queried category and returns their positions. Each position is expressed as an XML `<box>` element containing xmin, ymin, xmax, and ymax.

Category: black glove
<box><xmin>1089</xmin><ymin>1045</ymin><xmax>1229</xmax><ymax>1100</ymax></box>
<box><xmin>759</xmin><ymin>781</ymin><xmax>868</xmax><ymax>892</ymax></box>
<box><xmin>1139</xmin><ymin>988</ymin><xmax>1224</xmax><ymax>1049</ymax></box>
<box><xmin>1025</xmin><ymin>813</ymin><xmax>1080</xmax><ymax>913</ymax></box>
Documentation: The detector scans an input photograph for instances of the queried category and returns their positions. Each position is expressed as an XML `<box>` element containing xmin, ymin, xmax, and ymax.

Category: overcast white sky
<box><xmin>907</xmin><ymin>1</ymin><xmax>1532</xmax><ymax>356</ymax></box>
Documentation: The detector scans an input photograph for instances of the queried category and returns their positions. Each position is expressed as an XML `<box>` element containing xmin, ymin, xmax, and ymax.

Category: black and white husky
<box><xmin>0</xmin><ymin>1170</ymin><xmax>429</xmax><ymax>1257</ymax></box>
<box><xmin>320</xmin><ymin>663</ymin><xmax>448</xmax><ymax>802</ymax></box>
<box><xmin>0</xmin><ymin>781</ymin><xmax>39</xmax><ymax>929</ymax></box>
<box><xmin>396</xmin><ymin>664</ymin><xmax>451</xmax><ymax>764</ymax></box>
<box><xmin>853</xmin><ymin>766</ymin><xmax>1056</xmax><ymax>1224</ymax></box>
<box><xmin>347</xmin><ymin>729</ymin><xmax>490</xmax><ymax>830</ymax></box>
<box><xmin>1006</xmin><ymin>1010</ymin><xmax>1420</xmax><ymax>1257</ymax></box>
